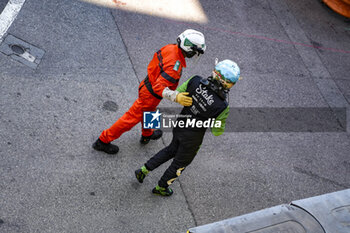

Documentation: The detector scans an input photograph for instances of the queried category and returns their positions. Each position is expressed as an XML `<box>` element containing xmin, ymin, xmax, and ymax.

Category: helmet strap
<box><xmin>176</xmin><ymin>38</ymin><xmax>181</xmax><ymax>47</ymax></box>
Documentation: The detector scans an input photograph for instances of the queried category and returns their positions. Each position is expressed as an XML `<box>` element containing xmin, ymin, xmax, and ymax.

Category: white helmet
<box><xmin>177</xmin><ymin>29</ymin><xmax>206</xmax><ymax>58</ymax></box>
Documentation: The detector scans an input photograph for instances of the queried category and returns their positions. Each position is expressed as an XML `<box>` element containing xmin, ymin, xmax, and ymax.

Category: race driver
<box><xmin>135</xmin><ymin>59</ymin><xmax>241</xmax><ymax>196</ymax></box>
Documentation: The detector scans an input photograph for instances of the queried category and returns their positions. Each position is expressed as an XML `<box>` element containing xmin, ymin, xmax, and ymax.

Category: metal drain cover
<box><xmin>10</xmin><ymin>44</ymin><xmax>25</xmax><ymax>54</ymax></box>
<box><xmin>0</xmin><ymin>34</ymin><xmax>45</xmax><ymax>69</ymax></box>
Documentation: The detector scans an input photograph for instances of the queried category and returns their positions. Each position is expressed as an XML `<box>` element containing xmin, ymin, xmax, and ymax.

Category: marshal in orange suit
<box><xmin>93</xmin><ymin>29</ymin><xmax>206</xmax><ymax>154</ymax></box>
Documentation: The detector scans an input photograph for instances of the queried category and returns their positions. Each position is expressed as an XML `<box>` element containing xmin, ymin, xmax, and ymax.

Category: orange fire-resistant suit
<box><xmin>99</xmin><ymin>44</ymin><xmax>187</xmax><ymax>143</ymax></box>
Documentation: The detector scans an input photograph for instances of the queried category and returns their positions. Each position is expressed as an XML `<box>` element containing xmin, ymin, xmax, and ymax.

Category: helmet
<box><xmin>213</xmin><ymin>59</ymin><xmax>241</xmax><ymax>89</ymax></box>
<box><xmin>177</xmin><ymin>29</ymin><xmax>206</xmax><ymax>58</ymax></box>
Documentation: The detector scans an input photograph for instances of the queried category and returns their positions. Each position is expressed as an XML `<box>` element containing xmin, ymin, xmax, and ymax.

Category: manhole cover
<box><xmin>10</xmin><ymin>44</ymin><xmax>25</xmax><ymax>54</ymax></box>
<box><xmin>0</xmin><ymin>34</ymin><xmax>45</xmax><ymax>69</ymax></box>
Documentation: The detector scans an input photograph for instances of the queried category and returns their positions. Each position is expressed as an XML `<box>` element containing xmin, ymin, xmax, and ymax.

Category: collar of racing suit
<box><xmin>201</xmin><ymin>76</ymin><xmax>229</xmax><ymax>100</ymax></box>
<box><xmin>175</xmin><ymin>44</ymin><xmax>187</xmax><ymax>68</ymax></box>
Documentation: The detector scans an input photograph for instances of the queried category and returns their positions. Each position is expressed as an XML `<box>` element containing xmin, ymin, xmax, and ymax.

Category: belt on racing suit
<box><xmin>139</xmin><ymin>75</ymin><xmax>163</xmax><ymax>100</ymax></box>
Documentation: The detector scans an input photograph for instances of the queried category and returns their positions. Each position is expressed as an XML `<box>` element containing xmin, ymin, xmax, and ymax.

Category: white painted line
<box><xmin>0</xmin><ymin>0</ymin><xmax>26</xmax><ymax>43</ymax></box>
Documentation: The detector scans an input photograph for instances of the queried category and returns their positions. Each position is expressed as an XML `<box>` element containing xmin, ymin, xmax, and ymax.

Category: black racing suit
<box><xmin>144</xmin><ymin>75</ymin><xmax>229</xmax><ymax>188</ymax></box>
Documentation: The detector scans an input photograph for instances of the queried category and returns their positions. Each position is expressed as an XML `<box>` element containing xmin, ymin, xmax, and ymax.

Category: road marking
<box><xmin>0</xmin><ymin>0</ymin><xmax>26</xmax><ymax>43</ymax></box>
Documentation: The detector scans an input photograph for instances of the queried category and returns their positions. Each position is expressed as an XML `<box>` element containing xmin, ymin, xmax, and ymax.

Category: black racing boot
<box><xmin>140</xmin><ymin>129</ymin><xmax>163</xmax><ymax>145</ymax></box>
<box><xmin>135</xmin><ymin>165</ymin><xmax>149</xmax><ymax>183</ymax></box>
<box><xmin>92</xmin><ymin>138</ymin><xmax>119</xmax><ymax>154</ymax></box>
<box><xmin>152</xmin><ymin>185</ymin><xmax>173</xmax><ymax>196</ymax></box>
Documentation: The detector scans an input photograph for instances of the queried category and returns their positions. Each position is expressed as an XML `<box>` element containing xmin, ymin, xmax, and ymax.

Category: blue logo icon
<box><xmin>143</xmin><ymin>110</ymin><xmax>162</xmax><ymax>129</ymax></box>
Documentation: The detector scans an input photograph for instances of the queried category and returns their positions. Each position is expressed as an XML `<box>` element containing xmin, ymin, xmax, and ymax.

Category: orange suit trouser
<box><xmin>99</xmin><ymin>80</ymin><xmax>161</xmax><ymax>143</ymax></box>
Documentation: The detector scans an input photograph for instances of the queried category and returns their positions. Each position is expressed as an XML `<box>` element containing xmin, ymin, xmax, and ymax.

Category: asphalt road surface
<box><xmin>0</xmin><ymin>0</ymin><xmax>8</xmax><ymax>14</ymax></box>
<box><xmin>0</xmin><ymin>0</ymin><xmax>349</xmax><ymax>232</ymax></box>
